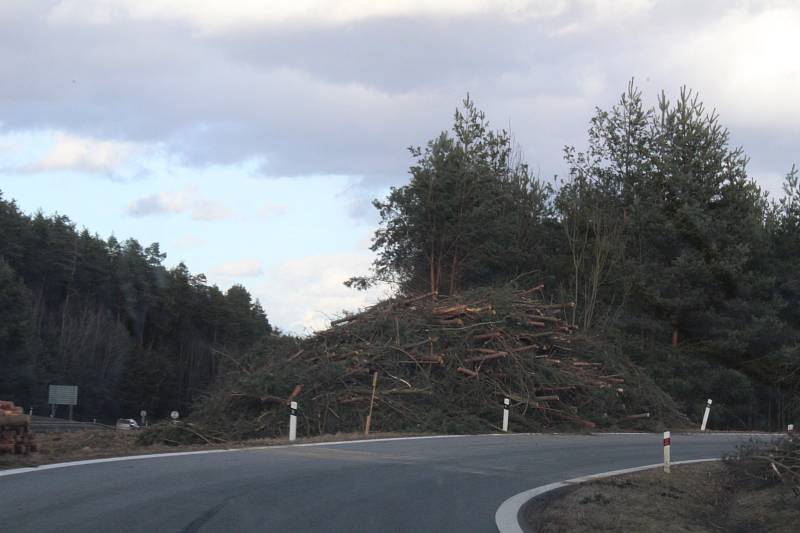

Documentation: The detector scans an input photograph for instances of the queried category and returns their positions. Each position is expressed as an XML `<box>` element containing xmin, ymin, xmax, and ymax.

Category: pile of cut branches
<box><xmin>728</xmin><ymin>434</ymin><xmax>800</xmax><ymax>496</ymax></box>
<box><xmin>166</xmin><ymin>286</ymin><xmax>684</xmax><ymax>443</ymax></box>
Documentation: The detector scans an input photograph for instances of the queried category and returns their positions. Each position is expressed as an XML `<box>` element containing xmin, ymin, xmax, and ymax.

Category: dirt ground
<box><xmin>524</xmin><ymin>462</ymin><xmax>799</xmax><ymax>533</ymax></box>
<box><xmin>0</xmin><ymin>429</ymin><xmax>425</xmax><ymax>470</ymax></box>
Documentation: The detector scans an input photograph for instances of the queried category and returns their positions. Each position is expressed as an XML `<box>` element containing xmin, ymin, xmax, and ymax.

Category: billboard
<box><xmin>48</xmin><ymin>385</ymin><xmax>78</xmax><ymax>406</ymax></box>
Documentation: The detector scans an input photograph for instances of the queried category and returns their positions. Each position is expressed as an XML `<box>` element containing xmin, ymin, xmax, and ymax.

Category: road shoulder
<box><xmin>515</xmin><ymin>461</ymin><xmax>799</xmax><ymax>532</ymax></box>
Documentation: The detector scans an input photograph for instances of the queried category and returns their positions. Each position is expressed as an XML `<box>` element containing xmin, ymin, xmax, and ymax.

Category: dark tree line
<box><xmin>0</xmin><ymin>197</ymin><xmax>272</xmax><ymax>422</ymax></box>
<box><xmin>354</xmin><ymin>85</ymin><xmax>800</xmax><ymax>430</ymax></box>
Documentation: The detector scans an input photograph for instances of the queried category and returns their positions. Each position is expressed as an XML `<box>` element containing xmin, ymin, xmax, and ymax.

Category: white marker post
<box><xmin>502</xmin><ymin>398</ymin><xmax>510</xmax><ymax>432</ymax></box>
<box><xmin>663</xmin><ymin>431</ymin><xmax>671</xmax><ymax>473</ymax></box>
<box><xmin>289</xmin><ymin>401</ymin><xmax>298</xmax><ymax>442</ymax></box>
<box><xmin>789</xmin><ymin>424</ymin><xmax>794</xmax><ymax>433</ymax></box>
<box><xmin>700</xmin><ymin>399</ymin><xmax>712</xmax><ymax>431</ymax></box>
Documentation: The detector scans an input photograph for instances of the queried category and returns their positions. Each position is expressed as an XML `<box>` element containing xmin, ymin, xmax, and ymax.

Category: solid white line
<box><xmin>0</xmin><ymin>433</ymin><xmax>481</xmax><ymax>478</ymax></box>
<box><xmin>494</xmin><ymin>458</ymin><xmax>720</xmax><ymax>533</ymax></box>
<box><xmin>0</xmin><ymin>430</ymin><xmax>768</xmax><ymax>479</ymax></box>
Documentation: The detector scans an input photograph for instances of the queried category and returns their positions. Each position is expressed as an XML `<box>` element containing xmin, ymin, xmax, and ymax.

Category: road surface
<box><xmin>0</xmin><ymin>433</ymin><xmax>761</xmax><ymax>532</ymax></box>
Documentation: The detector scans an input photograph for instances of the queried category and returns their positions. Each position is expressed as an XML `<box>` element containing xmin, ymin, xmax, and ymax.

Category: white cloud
<box><xmin>126</xmin><ymin>187</ymin><xmax>233</xmax><ymax>220</ymax></box>
<box><xmin>211</xmin><ymin>258</ymin><xmax>264</xmax><ymax>276</ymax></box>
<box><xmin>127</xmin><ymin>189</ymin><xmax>193</xmax><ymax>217</ymax></box>
<box><xmin>27</xmin><ymin>132</ymin><xmax>142</xmax><ymax>174</ymax></box>
<box><xmin>0</xmin><ymin>139</ymin><xmax>17</xmax><ymax>153</ymax></box>
<box><xmin>192</xmin><ymin>200</ymin><xmax>233</xmax><ymax>221</ymax></box>
<box><xmin>256</xmin><ymin>252</ymin><xmax>391</xmax><ymax>334</ymax></box>
<box><xmin>174</xmin><ymin>234</ymin><xmax>207</xmax><ymax>249</ymax></box>
<box><xmin>663</xmin><ymin>6</ymin><xmax>800</xmax><ymax>129</ymax></box>
<box><xmin>3</xmin><ymin>0</ymin><xmax>796</xmax><ymax>197</ymax></box>
<box><xmin>257</xmin><ymin>202</ymin><xmax>288</xmax><ymax>219</ymax></box>
<box><xmin>47</xmin><ymin>0</ymin><xmax>584</xmax><ymax>31</ymax></box>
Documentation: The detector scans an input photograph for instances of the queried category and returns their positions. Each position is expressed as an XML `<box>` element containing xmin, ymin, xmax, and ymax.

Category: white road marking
<box><xmin>494</xmin><ymin>458</ymin><xmax>720</xmax><ymax>533</ymax></box>
<box><xmin>0</xmin><ymin>433</ymin><xmax>480</xmax><ymax>478</ymax></box>
<box><xmin>0</xmin><ymin>431</ymin><xmax>774</xmax><ymax>479</ymax></box>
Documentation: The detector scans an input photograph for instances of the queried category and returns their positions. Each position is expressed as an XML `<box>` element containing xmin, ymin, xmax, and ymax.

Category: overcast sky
<box><xmin>1</xmin><ymin>0</ymin><xmax>798</xmax><ymax>333</ymax></box>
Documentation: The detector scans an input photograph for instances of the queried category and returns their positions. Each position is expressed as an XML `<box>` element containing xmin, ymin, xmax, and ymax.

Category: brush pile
<box><xmin>760</xmin><ymin>434</ymin><xmax>800</xmax><ymax>495</ymax></box>
<box><xmin>163</xmin><ymin>286</ymin><xmax>684</xmax><ymax>443</ymax></box>
<box><xmin>726</xmin><ymin>432</ymin><xmax>800</xmax><ymax>498</ymax></box>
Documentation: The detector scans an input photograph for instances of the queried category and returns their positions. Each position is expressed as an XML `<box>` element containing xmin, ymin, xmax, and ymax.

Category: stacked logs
<box><xmin>0</xmin><ymin>400</ymin><xmax>37</xmax><ymax>454</ymax></box>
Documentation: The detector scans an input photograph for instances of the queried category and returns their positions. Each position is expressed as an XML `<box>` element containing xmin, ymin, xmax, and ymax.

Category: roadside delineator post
<box><xmin>502</xmin><ymin>398</ymin><xmax>510</xmax><ymax>432</ymax></box>
<box><xmin>289</xmin><ymin>401</ymin><xmax>298</xmax><ymax>442</ymax></box>
<box><xmin>364</xmin><ymin>371</ymin><xmax>379</xmax><ymax>436</ymax></box>
<box><xmin>700</xmin><ymin>399</ymin><xmax>712</xmax><ymax>431</ymax></box>
<box><xmin>663</xmin><ymin>431</ymin><xmax>671</xmax><ymax>473</ymax></box>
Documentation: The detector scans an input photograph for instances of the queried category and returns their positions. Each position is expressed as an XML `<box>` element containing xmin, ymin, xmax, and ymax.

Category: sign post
<box><xmin>289</xmin><ymin>401</ymin><xmax>297</xmax><ymax>442</ymax></box>
<box><xmin>663</xmin><ymin>431</ymin><xmax>671</xmax><ymax>473</ymax></box>
<box><xmin>502</xmin><ymin>398</ymin><xmax>510</xmax><ymax>432</ymax></box>
<box><xmin>140</xmin><ymin>410</ymin><xmax>147</xmax><ymax>427</ymax></box>
<box><xmin>47</xmin><ymin>385</ymin><xmax>78</xmax><ymax>420</ymax></box>
<box><xmin>700</xmin><ymin>399</ymin><xmax>712</xmax><ymax>431</ymax></box>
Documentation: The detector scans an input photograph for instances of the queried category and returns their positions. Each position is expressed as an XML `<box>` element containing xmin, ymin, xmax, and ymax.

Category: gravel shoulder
<box><xmin>523</xmin><ymin>461</ymin><xmax>799</xmax><ymax>532</ymax></box>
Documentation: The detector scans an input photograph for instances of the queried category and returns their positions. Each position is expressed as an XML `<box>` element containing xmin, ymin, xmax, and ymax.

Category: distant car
<box><xmin>116</xmin><ymin>418</ymin><xmax>140</xmax><ymax>430</ymax></box>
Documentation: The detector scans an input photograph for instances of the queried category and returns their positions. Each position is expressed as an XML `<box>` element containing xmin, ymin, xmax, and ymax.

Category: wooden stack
<box><xmin>0</xmin><ymin>400</ymin><xmax>37</xmax><ymax>454</ymax></box>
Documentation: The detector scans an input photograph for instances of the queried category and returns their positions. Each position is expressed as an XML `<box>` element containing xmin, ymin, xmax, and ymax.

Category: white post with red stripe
<box><xmin>700</xmin><ymin>399</ymin><xmax>712</xmax><ymax>431</ymax></box>
<box><xmin>502</xmin><ymin>398</ymin><xmax>510</xmax><ymax>432</ymax></box>
<box><xmin>663</xmin><ymin>431</ymin><xmax>671</xmax><ymax>473</ymax></box>
<box><xmin>289</xmin><ymin>401</ymin><xmax>298</xmax><ymax>442</ymax></box>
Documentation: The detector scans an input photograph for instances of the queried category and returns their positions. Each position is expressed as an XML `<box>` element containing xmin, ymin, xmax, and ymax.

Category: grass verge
<box><xmin>523</xmin><ymin>461</ymin><xmax>799</xmax><ymax>532</ymax></box>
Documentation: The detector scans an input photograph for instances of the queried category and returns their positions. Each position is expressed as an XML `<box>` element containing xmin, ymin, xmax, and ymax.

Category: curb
<box><xmin>494</xmin><ymin>458</ymin><xmax>721</xmax><ymax>533</ymax></box>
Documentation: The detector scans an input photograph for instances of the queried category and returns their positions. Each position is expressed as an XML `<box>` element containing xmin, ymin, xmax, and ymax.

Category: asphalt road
<box><xmin>0</xmin><ymin>433</ymin><xmax>762</xmax><ymax>532</ymax></box>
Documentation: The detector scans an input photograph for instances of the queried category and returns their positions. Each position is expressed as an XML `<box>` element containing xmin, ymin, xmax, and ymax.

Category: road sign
<box><xmin>48</xmin><ymin>385</ymin><xmax>78</xmax><ymax>406</ymax></box>
<box><xmin>170</xmin><ymin>411</ymin><xmax>180</xmax><ymax>420</ymax></box>
<box><xmin>140</xmin><ymin>410</ymin><xmax>147</xmax><ymax>418</ymax></box>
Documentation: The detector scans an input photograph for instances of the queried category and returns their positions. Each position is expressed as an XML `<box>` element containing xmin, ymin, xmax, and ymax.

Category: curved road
<box><xmin>0</xmin><ymin>433</ymin><xmax>759</xmax><ymax>532</ymax></box>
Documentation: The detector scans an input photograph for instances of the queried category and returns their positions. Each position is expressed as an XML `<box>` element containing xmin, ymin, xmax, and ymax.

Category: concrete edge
<box><xmin>494</xmin><ymin>458</ymin><xmax>721</xmax><ymax>533</ymax></box>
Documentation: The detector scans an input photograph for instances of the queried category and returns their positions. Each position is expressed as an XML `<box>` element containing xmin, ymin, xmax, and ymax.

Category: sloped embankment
<box><xmin>145</xmin><ymin>286</ymin><xmax>685</xmax><ymax>444</ymax></box>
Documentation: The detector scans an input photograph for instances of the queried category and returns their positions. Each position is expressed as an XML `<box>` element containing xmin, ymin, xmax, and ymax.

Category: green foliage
<box><xmin>0</xmin><ymin>258</ymin><xmax>36</xmax><ymax>400</ymax></box>
<box><xmin>358</xmin><ymin>85</ymin><xmax>800</xmax><ymax>429</ymax></box>
<box><xmin>359</xmin><ymin>95</ymin><xmax>556</xmax><ymax>295</ymax></box>
<box><xmin>0</xmin><ymin>193</ymin><xmax>272</xmax><ymax>421</ymax></box>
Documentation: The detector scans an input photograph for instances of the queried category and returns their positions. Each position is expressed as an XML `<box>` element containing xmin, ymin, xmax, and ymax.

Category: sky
<box><xmin>0</xmin><ymin>0</ymin><xmax>798</xmax><ymax>333</ymax></box>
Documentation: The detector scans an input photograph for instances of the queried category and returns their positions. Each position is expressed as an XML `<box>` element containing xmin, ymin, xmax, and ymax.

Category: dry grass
<box><xmin>524</xmin><ymin>462</ymin><xmax>799</xmax><ymax>532</ymax></box>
